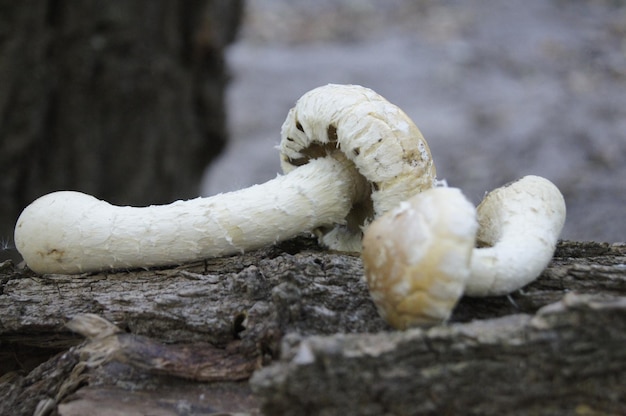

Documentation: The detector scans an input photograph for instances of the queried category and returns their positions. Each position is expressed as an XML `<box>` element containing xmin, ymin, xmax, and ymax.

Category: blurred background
<box><xmin>1</xmin><ymin>0</ymin><xmax>624</xmax><ymax>262</ymax></box>
<box><xmin>0</xmin><ymin>0</ymin><xmax>243</xmax><ymax>255</ymax></box>
<box><xmin>204</xmin><ymin>0</ymin><xmax>626</xmax><ymax>242</ymax></box>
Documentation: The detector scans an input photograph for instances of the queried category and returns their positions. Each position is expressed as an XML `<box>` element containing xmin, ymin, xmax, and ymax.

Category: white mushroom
<box><xmin>16</xmin><ymin>82</ymin><xmax>566</xmax><ymax>331</ymax></box>
<box><xmin>14</xmin><ymin>84</ymin><xmax>436</xmax><ymax>274</ymax></box>
<box><xmin>362</xmin><ymin>187</ymin><xmax>478</xmax><ymax>329</ymax></box>
<box><xmin>362</xmin><ymin>176</ymin><xmax>566</xmax><ymax>329</ymax></box>
<box><xmin>465</xmin><ymin>175</ymin><xmax>567</xmax><ymax>296</ymax></box>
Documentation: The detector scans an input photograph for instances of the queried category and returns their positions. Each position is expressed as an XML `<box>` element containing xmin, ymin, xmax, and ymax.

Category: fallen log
<box><xmin>0</xmin><ymin>239</ymin><xmax>624</xmax><ymax>415</ymax></box>
<box><xmin>252</xmin><ymin>292</ymin><xmax>626</xmax><ymax>415</ymax></box>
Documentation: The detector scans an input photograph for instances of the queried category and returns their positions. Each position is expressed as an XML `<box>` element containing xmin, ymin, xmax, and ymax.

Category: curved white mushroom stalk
<box><xmin>280</xmin><ymin>84</ymin><xmax>436</xmax><ymax>250</ymax></box>
<box><xmin>465</xmin><ymin>175</ymin><xmax>567</xmax><ymax>296</ymax></box>
<box><xmin>15</xmin><ymin>157</ymin><xmax>360</xmax><ymax>274</ymax></box>
<box><xmin>362</xmin><ymin>175</ymin><xmax>566</xmax><ymax>330</ymax></box>
<box><xmin>14</xmin><ymin>84</ymin><xmax>436</xmax><ymax>274</ymax></box>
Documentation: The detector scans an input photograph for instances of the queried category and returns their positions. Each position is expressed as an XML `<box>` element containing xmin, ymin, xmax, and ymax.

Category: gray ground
<box><xmin>202</xmin><ymin>0</ymin><xmax>626</xmax><ymax>243</ymax></box>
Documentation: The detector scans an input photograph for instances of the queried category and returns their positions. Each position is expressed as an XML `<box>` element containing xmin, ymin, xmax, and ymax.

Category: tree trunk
<box><xmin>0</xmin><ymin>0</ymin><xmax>242</xmax><ymax>241</ymax></box>
<box><xmin>0</xmin><ymin>239</ymin><xmax>624</xmax><ymax>415</ymax></box>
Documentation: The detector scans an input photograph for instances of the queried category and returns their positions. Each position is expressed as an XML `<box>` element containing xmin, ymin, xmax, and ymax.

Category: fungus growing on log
<box><xmin>362</xmin><ymin>176</ymin><xmax>566</xmax><ymax>329</ymax></box>
<box><xmin>14</xmin><ymin>84</ymin><xmax>566</xmax><ymax>332</ymax></box>
<box><xmin>14</xmin><ymin>84</ymin><xmax>436</xmax><ymax>274</ymax></box>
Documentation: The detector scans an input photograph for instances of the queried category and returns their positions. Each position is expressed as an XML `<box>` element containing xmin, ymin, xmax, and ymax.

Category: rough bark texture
<box><xmin>0</xmin><ymin>239</ymin><xmax>624</xmax><ymax>415</ymax></box>
<box><xmin>0</xmin><ymin>0</ymin><xmax>242</xmax><ymax>241</ymax></box>
<box><xmin>253</xmin><ymin>294</ymin><xmax>626</xmax><ymax>416</ymax></box>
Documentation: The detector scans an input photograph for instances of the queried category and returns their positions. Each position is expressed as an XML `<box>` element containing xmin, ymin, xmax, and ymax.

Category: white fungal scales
<box><xmin>14</xmin><ymin>84</ymin><xmax>436</xmax><ymax>274</ymax></box>
<box><xmin>15</xmin><ymin>157</ymin><xmax>361</xmax><ymax>274</ymax></box>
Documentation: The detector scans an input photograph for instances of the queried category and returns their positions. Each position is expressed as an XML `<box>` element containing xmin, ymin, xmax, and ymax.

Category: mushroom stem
<box><xmin>362</xmin><ymin>175</ymin><xmax>566</xmax><ymax>329</ymax></box>
<box><xmin>15</xmin><ymin>155</ymin><xmax>366</xmax><ymax>274</ymax></box>
<box><xmin>465</xmin><ymin>175</ymin><xmax>566</xmax><ymax>296</ymax></box>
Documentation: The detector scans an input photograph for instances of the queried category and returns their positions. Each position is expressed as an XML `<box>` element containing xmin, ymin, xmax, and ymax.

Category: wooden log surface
<box><xmin>0</xmin><ymin>239</ymin><xmax>624</xmax><ymax>415</ymax></box>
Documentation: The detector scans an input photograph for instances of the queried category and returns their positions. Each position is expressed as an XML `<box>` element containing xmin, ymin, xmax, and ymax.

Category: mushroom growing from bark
<box><xmin>14</xmin><ymin>83</ymin><xmax>566</xmax><ymax>332</ymax></box>
<box><xmin>362</xmin><ymin>175</ymin><xmax>566</xmax><ymax>329</ymax></box>
<box><xmin>14</xmin><ymin>84</ymin><xmax>436</xmax><ymax>274</ymax></box>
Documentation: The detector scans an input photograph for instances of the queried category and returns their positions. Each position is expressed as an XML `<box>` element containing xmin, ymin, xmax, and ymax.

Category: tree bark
<box><xmin>0</xmin><ymin>0</ymin><xmax>242</xmax><ymax>241</ymax></box>
<box><xmin>252</xmin><ymin>293</ymin><xmax>626</xmax><ymax>416</ymax></box>
<box><xmin>0</xmin><ymin>239</ymin><xmax>624</xmax><ymax>415</ymax></box>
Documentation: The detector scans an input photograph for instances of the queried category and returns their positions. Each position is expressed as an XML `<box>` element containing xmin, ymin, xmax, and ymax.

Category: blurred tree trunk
<box><xmin>0</xmin><ymin>0</ymin><xmax>243</xmax><ymax>242</ymax></box>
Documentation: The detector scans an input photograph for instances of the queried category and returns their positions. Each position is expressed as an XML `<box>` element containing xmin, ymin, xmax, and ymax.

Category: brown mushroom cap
<box><xmin>280</xmin><ymin>84</ymin><xmax>437</xmax><ymax>251</ymax></box>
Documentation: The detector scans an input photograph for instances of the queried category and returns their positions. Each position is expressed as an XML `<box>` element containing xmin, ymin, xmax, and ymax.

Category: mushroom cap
<box><xmin>280</xmin><ymin>84</ymin><xmax>437</xmax><ymax>252</ymax></box>
<box><xmin>362</xmin><ymin>187</ymin><xmax>478</xmax><ymax>329</ymax></box>
<box><xmin>465</xmin><ymin>175</ymin><xmax>566</xmax><ymax>296</ymax></box>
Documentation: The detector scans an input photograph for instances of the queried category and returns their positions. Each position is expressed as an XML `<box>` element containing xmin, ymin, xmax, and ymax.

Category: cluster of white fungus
<box><xmin>14</xmin><ymin>84</ymin><xmax>565</xmax><ymax>329</ymax></box>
